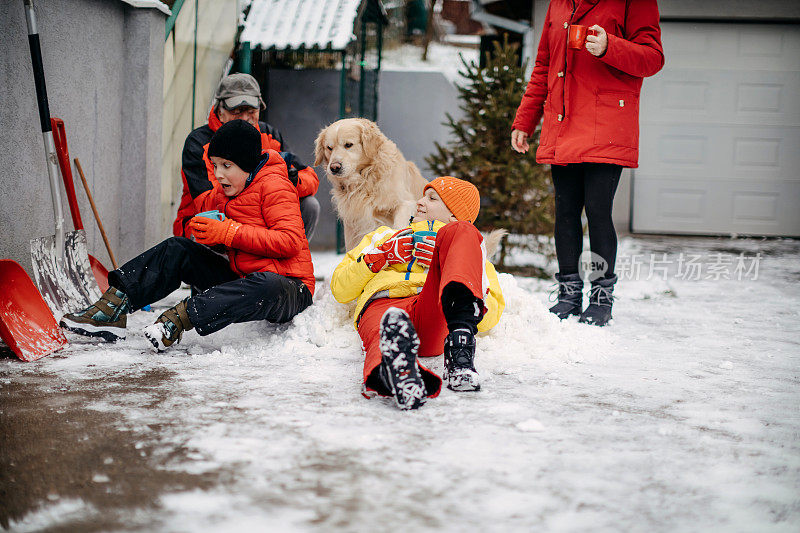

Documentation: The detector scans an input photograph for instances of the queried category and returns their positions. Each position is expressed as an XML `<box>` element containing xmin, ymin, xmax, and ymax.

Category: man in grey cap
<box><xmin>173</xmin><ymin>73</ymin><xmax>320</xmax><ymax>240</ymax></box>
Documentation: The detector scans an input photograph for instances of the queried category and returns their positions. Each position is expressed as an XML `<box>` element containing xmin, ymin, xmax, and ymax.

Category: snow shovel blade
<box><xmin>30</xmin><ymin>229</ymin><xmax>101</xmax><ymax>319</ymax></box>
<box><xmin>0</xmin><ymin>259</ymin><xmax>67</xmax><ymax>361</ymax></box>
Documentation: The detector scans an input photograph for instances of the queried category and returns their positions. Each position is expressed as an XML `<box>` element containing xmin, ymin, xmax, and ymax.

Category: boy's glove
<box><xmin>412</xmin><ymin>234</ymin><xmax>436</xmax><ymax>269</ymax></box>
<box><xmin>362</xmin><ymin>229</ymin><xmax>413</xmax><ymax>273</ymax></box>
<box><xmin>189</xmin><ymin>217</ymin><xmax>242</xmax><ymax>247</ymax></box>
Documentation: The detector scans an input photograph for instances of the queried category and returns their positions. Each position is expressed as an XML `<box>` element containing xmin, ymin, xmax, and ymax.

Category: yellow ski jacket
<box><xmin>330</xmin><ymin>220</ymin><xmax>505</xmax><ymax>332</ymax></box>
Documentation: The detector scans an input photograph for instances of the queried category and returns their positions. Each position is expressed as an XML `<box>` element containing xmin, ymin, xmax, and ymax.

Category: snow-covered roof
<box><xmin>120</xmin><ymin>0</ymin><xmax>171</xmax><ymax>16</ymax></box>
<box><xmin>240</xmin><ymin>0</ymin><xmax>374</xmax><ymax>51</ymax></box>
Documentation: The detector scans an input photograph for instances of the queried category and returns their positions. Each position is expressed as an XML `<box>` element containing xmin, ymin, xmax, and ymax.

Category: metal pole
<box><xmin>24</xmin><ymin>0</ymin><xmax>65</xmax><ymax>256</ymax></box>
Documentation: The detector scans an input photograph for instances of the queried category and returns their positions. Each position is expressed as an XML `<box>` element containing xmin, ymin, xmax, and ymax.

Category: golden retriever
<box><xmin>315</xmin><ymin>118</ymin><xmax>428</xmax><ymax>250</ymax></box>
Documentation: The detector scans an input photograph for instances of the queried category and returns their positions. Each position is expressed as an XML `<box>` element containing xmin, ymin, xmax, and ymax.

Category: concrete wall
<box><xmin>266</xmin><ymin>68</ymin><xmax>462</xmax><ymax>250</ymax></box>
<box><xmin>0</xmin><ymin>0</ymin><xmax>166</xmax><ymax>276</ymax></box>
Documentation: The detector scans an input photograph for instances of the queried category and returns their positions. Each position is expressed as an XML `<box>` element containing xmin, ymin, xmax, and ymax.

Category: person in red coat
<box><xmin>61</xmin><ymin>120</ymin><xmax>314</xmax><ymax>350</ymax></box>
<box><xmin>511</xmin><ymin>0</ymin><xmax>664</xmax><ymax>326</ymax></box>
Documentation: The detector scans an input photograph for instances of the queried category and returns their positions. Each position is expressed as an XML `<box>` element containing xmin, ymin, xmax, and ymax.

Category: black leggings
<box><xmin>551</xmin><ymin>163</ymin><xmax>622</xmax><ymax>277</ymax></box>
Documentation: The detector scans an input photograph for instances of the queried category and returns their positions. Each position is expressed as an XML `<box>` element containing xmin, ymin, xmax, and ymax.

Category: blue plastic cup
<box><xmin>191</xmin><ymin>210</ymin><xmax>226</xmax><ymax>241</ymax></box>
<box><xmin>412</xmin><ymin>230</ymin><xmax>437</xmax><ymax>245</ymax></box>
<box><xmin>195</xmin><ymin>210</ymin><xmax>225</xmax><ymax>221</ymax></box>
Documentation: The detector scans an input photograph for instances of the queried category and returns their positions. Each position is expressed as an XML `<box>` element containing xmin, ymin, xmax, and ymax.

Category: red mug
<box><xmin>568</xmin><ymin>25</ymin><xmax>598</xmax><ymax>50</ymax></box>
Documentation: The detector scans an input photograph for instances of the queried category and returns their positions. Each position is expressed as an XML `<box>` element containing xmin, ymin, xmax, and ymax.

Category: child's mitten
<box><xmin>189</xmin><ymin>217</ymin><xmax>242</xmax><ymax>247</ymax></box>
<box><xmin>413</xmin><ymin>234</ymin><xmax>436</xmax><ymax>269</ymax></box>
<box><xmin>363</xmin><ymin>229</ymin><xmax>413</xmax><ymax>273</ymax></box>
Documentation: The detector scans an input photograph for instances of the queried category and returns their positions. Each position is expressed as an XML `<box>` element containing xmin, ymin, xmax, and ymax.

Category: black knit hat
<box><xmin>208</xmin><ymin>119</ymin><xmax>262</xmax><ymax>173</ymax></box>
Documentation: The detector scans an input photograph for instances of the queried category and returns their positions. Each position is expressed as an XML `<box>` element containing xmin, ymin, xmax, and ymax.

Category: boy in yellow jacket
<box><xmin>330</xmin><ymin>177</ymin><xmax>505</xmax><ymax>410</ymax></box>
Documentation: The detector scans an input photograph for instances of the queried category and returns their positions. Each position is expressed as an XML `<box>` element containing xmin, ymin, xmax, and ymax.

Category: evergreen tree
<box><xmin>426</xmin><ymin>38</ymin><xmax>554</xmax><ymax>268</ymax></box>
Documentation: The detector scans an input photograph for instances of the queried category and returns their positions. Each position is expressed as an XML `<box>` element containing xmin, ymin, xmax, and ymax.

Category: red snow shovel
<box><xmin>51</xmin><ymin>118</ymin><xmax>110</xmax><ymax>291</ymax></box>
<box><xmin>0</xmin><ymin>260</ymin><xmax>68</xmax><ymax>361</ymax></box>
<box><xmin>24</xmin><ymin>0</ymin><xmax>100</xmax><ymax>318</ymax></box>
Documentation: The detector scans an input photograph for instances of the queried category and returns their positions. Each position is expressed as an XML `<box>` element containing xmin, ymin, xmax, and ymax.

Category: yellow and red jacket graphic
<box><xmin>331</xmin><ymin>220</ymin><xmax>505</xmax><ymax>332</ymax></box>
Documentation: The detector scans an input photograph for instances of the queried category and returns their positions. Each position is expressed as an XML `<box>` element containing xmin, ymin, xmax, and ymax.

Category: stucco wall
<box><xmin>0</xmin><ymin>0</ymin><xmax>165</xmax><ymax>277</ymax></box>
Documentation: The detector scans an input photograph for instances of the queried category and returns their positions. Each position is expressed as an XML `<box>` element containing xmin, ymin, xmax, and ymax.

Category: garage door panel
<box><xmin>661</xmin><ymin>23</ymin><xmax>800</xmax><ymax>71</ymax></box>
<box><xmin>638</xmin><ymin>125</ymin><xmax>799</xmax><ymax>179</ymax></box>
<box><xmin>640</xmin><ymin>70</ymin><xmax>800</xmax><ymax>125</ymax></box>
<box><xmin>634</xmin><ymin>22</ymin><xmax>799</xmax><ymax>237</ymax></box>
<box><xmin>633</xmin><ymin>177</ymin><xmax>800</xmax><ymax>236</ymax></box>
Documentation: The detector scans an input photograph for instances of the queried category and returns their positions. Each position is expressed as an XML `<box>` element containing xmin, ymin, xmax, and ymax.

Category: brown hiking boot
<box><xmin>59</xmin><ymin>287</ymin><xmax>130</xmax><ymax>342</ymax></box>
<box><xmin>143</xmin><ymin>299</ymin><xmax>193</xmax><ymax>351</ymax></box>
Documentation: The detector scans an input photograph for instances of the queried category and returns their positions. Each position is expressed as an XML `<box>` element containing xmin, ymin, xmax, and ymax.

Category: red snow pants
<box><xmin>358</xmin><ymin>221</ymin><xmax>486</xmax><ymax>398</ymax></box>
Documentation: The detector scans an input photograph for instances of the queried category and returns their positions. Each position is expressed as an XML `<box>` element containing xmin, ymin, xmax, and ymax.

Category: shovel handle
<box><xmin>24</xmin><ymin>0</ymin><xmax>65</xmax><ymax>255</ymax></box>
<box><xmin>74</xmin><ymin>158</ymin><xmax>118</xmax><ymax>269</ymax></box>
<box><xmin>51</xmin><ymin>118</ymin><xmax>84</xmax><ymax>230</ymax></box>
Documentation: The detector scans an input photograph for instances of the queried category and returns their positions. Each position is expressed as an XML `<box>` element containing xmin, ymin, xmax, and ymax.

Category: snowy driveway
<box><xmin>2</xmin><ymin>236</ymin><xmax>799</xmax><ymax>532</ymax></box>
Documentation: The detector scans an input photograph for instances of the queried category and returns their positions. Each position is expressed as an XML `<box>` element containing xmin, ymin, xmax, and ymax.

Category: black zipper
<box><xmin>221</xmin><ymin>155</ymin><xmax>271</xmax><ymax>276</ymax></box>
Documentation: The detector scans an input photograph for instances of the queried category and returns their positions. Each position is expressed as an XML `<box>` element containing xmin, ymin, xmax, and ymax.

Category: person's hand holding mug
<box><xmin>585</xmin><ymin>24</ymin><xmax>608</xmax><ymax>56</ymax></box>
<box><xmin>511</xmin><ymin>129</ymin><xmax>529</xmax><ymax>153</ymax></box>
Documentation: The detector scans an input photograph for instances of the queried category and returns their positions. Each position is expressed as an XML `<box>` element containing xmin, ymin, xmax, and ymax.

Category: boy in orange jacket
<box><xmin>331</xmin><ymin>177</ymin><xmax>505</xmax><ymax>410</ymax></box>
<box><xmin>61</xmin><ymin>120</ymin><xmax>314</xmax><ymax>350</ymax></box>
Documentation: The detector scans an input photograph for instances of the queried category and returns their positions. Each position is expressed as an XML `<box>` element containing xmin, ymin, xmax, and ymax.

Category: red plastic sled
<box><xmin>0</xmin><ymin>259</ymin><xmax>68</xmax><ymax>361</ymax></box>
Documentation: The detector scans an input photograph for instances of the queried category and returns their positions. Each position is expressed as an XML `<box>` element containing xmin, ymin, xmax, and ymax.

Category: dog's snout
<box><xmin>329</xmin><ymin>162</ymin><xmax>343</xmax><ymax>174</ymax></box>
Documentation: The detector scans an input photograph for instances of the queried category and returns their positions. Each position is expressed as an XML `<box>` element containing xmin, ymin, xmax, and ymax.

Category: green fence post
<box><xmin>337</xmin><ymin>50</ymin><xmax>347</xmax><ymax>254</ymax></box>
<box><xmin>238</xmin><ymin>41</ymin><xmax>252</xmax><ymax>74</ymax></box>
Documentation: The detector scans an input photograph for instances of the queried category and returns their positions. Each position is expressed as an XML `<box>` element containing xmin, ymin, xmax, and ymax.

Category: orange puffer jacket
<box><xmin>197</xmin><ymin>149</ymin><xmax>315</xmax><ymax>294</ymax></box>
<box><xmin>173</xmin><ymin>108</ymin><xmax>319</xmax><ymax>236</ymax></box>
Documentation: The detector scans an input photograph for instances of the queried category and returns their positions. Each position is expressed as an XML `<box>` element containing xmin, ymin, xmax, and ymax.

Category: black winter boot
<box><xmin>549</xmin><ymin>272</ymin><xmax>583</xmax><ymax>319</ymax></box>
<box><xmin>379</xmin><ymin>307</ymin><xmax>427</xmax><ymax>410</ymax></box>
<box><xmin>443</xmin><ymin>329</ymin><xmax>480</xmax><ymax>391</ymax></box>
<box><xmin>579</xmin><ymin>274</ymin><xmax>617</xmax><ymax>327</ymax></box>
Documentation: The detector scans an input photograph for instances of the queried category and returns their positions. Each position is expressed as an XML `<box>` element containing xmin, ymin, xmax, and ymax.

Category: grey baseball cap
<box><xmin>214</xmin><ymin>73</ymin><xmax>266</xmax><ymax>110</ymax></box>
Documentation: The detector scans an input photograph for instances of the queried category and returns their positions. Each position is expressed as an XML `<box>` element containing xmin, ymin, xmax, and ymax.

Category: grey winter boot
<box><xmin>549</xmin><ymin>272</ymin><xmax>583</xmax><ymax>319</ymax></box>
<box><xmin>579</xmin><ymin>274</ymin><xmax>617</xmax><ymax>327</ymax></box>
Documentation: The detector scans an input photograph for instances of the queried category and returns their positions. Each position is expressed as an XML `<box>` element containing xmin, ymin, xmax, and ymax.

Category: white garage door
<box><xmin>632</xmin><ymin>22</ymin><xmax>800</xmax><ymax>236</ymax></box>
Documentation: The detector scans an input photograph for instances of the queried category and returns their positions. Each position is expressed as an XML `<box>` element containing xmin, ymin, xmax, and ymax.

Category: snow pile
<box><xmin>381</xmin><ymin>42</ymin><xmax>479</xmax><ymax>85</ymax></box>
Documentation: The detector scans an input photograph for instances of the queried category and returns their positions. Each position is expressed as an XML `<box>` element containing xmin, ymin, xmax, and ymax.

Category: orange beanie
<box><xmin>424</xmin><ymin>176</ymin><xmax>481</xmax><ymax>223</ymax></box>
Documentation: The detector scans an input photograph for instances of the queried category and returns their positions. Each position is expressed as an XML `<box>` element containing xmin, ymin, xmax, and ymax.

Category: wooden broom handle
<box><xmin>73</xmin><ymin>158</ymin><xmax>118</xmax><ymax>269</ymax></box>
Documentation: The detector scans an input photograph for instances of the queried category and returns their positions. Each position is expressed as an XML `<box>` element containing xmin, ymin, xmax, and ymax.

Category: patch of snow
<box><xmin>381</xmin><ymin>42</ymin><xmax>479</xmax><ymax>85</ymax></box>
<box><xmin>2</xmin><ymin>237</ymin><xmax>799</xmax><ymax>531</ymax></box>
<box><xmin>516</xmin><ymin>418</ymin><xmax>546</xmax><ymax>432</ymax></box>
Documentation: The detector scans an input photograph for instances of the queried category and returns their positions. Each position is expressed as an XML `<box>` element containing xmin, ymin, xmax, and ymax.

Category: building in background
<box><xmin>236</xmin><ymin>0</ymin><xmax>389</xmax><ymax>250</ymax></box>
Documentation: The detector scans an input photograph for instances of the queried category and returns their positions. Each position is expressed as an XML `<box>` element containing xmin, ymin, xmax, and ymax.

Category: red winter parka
<box><xmin>197</xmin><ymin>149</ymin><xmax>315</xmax><ymax>294</ymax></box>
<box><xmin>512</xmin><ymin>0</ymin><xmax>664</xmax><ymax>168</ymax></box>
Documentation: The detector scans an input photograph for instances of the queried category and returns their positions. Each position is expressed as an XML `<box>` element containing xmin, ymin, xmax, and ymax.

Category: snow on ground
<box><xmin>381</xmin><ymin>42</ymin><xmax>479</xmax><ymax>85</ymax></box>
<box><xmin>2</xmin><ymin>235</ymin><xmax>800</xmax><ymax>532</ymax></box>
